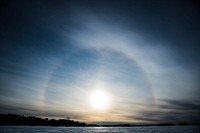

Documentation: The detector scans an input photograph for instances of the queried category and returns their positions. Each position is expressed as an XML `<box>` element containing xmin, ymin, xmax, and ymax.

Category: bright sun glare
<box><xmin>90</xmin><ymin>90</ymin><xmax>109</xmax><ymax>109</ymax></box>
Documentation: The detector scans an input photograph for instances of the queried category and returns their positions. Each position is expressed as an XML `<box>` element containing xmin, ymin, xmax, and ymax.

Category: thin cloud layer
<box><xmin>0</xmin><ymin>0</ymin><xmax>199</xmax><ymax>123</ymax></box>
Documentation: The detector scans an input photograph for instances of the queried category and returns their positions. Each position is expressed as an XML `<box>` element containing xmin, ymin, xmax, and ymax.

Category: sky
<box><xmin>0</xmin><ymin>0</ymin><xmax>200</xmax><ymax>124</ymax></box>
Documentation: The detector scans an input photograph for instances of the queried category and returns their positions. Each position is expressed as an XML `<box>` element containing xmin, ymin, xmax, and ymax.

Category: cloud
<box><xmin>161</xmin><ymin>99</ymin><xmax>200</xmax><ymax>111</ymax></box>
<box><xmin>126</xmin><ymin>99</ymin><xmax>200</xmax><ymax>123</ymax></box>
<box><xmin>0</xmin><ymin>0</ymin><xmax>199</xmax><ymax>123</ymax></box>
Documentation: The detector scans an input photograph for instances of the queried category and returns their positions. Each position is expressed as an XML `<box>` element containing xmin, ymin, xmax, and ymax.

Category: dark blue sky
<box><xmin>0</xmin><ymin>0</ymin><xmax>200</xmax><ymax>123</ymax></box>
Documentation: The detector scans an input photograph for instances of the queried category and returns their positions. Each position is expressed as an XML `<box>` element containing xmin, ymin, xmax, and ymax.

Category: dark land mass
<box><xmin>0</xmin><ymin>114</ymin><xmax>199</xmax><ymax>127</ymax></box>
<box><xmin>0</xmin><ymin>114</ymin><xmax>86</xmax><ymax>126</ymax></box>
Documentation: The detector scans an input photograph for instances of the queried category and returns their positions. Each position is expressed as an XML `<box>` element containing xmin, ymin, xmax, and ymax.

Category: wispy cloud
<box><xmin>126</xmin><ymin>99</ymin><xmax>200</xmax><ymax>123</ymax></box>
<box><xmin>0</xmin><ymin>0</ymin><xmax>199</xmax><ymax>123</ymax></box>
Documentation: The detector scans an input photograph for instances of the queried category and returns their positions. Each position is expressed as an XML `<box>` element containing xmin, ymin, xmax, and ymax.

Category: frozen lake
<box><xmin>0</xmin><ymin>126</ymin><xmax>200</xmax><ymax>133</ymax></box>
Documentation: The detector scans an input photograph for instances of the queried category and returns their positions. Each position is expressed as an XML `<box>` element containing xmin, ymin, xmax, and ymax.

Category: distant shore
<box><xmin>0</xmin><ymin>114</ymin><xmax>199</xmax><ymax>127</ymax></box>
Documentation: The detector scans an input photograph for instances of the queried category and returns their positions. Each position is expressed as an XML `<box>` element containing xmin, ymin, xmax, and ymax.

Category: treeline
<box><xmin>1</xmin><ymin>114</ymin><xmax>199</xmax><ymax>127</ymax></box>
<box><xmin>0</xmin><ymin>114</ymin><xmax>86</xmax><ymax>126</ymax></box>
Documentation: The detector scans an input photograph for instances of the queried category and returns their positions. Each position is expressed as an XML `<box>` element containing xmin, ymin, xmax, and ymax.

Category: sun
<box><xmin>90</xmin><ymin>90</ymin><xmax>109</xmax><ymax>109</ymax></box>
